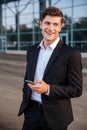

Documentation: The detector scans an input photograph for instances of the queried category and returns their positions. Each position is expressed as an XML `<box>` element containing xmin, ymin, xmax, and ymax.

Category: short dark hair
<box><xmin>40</xmin><ymin>6</ymin><xmax>64</xmax><ymax>23</ymax></box>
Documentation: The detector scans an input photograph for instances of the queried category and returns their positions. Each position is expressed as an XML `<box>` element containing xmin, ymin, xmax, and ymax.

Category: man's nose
<box><xmin>48</xmin><ymin>24</ymin><xmax>54</xmax><ymax>30</ymax></box>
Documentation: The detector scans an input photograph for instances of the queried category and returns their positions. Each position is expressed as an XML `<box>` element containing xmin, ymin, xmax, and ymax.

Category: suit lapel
<box><xmin>43</xmin><ymin>40</ymin><xmax>64</xmax><ymax>78</ymax></box>
<box><xmin>30</xmin><ymin>46</ymin><xmax>40</xmax><ymax>80</ymax></box>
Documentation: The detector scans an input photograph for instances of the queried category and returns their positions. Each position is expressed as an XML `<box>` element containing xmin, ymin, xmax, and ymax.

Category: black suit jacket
<box><xmin>18</xmin><ymin>40</ymin><xmax>83</xmax><ymax>130</ymax></box>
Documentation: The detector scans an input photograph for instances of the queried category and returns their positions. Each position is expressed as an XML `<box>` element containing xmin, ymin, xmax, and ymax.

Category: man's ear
<box><xmin>40</xmin><ymin>21</ymin><xmax>42</xmax><ymax>29</ymax></box>
<box><xmin>59</xmin><ymin>24</ymin><xmax>62</xmax><ymax>32</ymax></box>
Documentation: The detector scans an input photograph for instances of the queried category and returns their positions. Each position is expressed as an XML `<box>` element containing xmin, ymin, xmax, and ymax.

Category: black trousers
<box><xmin>22</xmin><ymin>100</ymin><xmax>67</xmax><ymax>130</ymax></box>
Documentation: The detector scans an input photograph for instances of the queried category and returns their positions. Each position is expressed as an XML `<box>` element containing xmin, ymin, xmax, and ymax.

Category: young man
<box><xmin>18</xmin><ymin>7</ymin><xmax>83</xmax><ymax>130</ymax></box>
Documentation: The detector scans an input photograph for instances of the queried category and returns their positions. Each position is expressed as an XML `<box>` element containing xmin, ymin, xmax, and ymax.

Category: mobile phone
<box><xmin>25</xmin><ymin>80</ymin><xmax>35</xmax><ymax>85</ymax></box>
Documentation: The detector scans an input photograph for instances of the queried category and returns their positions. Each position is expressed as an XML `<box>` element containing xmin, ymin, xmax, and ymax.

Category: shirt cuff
<box><xmin>45</xmin><ymin>85</ymin><xmax>50</xmax><ymax>95</ymax></box>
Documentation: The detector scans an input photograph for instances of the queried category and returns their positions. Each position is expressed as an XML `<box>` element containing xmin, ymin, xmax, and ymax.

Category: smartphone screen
<box><xmin>25</xmin><ymin>80</ymin><xmax>35</xmax><ymax>85</ymax></box>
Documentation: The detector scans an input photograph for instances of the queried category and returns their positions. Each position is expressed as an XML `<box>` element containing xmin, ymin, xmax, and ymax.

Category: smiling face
<box><xmin>40</xmin><ymin>15</ymin><xmax>62</xmax><ymax>46</ymax></box>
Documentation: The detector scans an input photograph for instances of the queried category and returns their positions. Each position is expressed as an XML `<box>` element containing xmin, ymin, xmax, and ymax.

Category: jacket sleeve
<box><xmin>18</xmin><ymin>48</ymin><xmax>31</xmax><ymax>116</ymax></box>
<box><xmin>49</xmin><ymin>50</ymin><xmax>83</xmax><ymax>99</ymax></box>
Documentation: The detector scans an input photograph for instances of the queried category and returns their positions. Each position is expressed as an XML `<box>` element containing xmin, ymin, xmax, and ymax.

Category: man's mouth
<box><xmin>46</xmin><ymin>31</ymin><xmax>54</xmax><ymax>35</ymax></box>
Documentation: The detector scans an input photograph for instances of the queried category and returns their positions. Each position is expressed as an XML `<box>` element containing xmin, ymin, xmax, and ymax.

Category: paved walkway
<box><xmin>0</xmin><ymin>53</ymin><xmax>87</xmax><ymax>130</ymax></box>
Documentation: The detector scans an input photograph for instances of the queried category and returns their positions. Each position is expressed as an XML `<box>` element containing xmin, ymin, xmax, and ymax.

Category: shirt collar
<box><xmin>38</xmin><ymin>37</ymin><xmax>60</xmax><ymax>50</ymax></box>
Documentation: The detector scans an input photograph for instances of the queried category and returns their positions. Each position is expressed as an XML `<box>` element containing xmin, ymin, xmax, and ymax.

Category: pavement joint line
<box><xmin>0</xmin><ymin>60</ymin><xmax>26</xmax><ymax>67</ymax></box>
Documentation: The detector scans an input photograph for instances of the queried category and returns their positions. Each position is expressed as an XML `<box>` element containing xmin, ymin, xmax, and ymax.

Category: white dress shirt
<box><xmin>31</xmin><ymin>37</ymin><xmax>60</xmax><ymax>102</ymax></box>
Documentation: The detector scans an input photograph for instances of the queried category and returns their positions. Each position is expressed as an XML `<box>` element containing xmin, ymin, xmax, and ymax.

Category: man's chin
<box><xmin>46</xmin><ymin>38</ymin><xmax>56</xmax><ymax>43</ymax></box>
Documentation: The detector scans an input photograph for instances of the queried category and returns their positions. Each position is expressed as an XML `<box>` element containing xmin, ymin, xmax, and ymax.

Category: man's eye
<box><xmin>54</xmin><ymin>23</ymin><xmax>58</xmax><ymax>27</ymax></box>
<box><xmin>45</xmin><ymin>22</ymin><xmax>50</xmax><ymax>25</ymax></box>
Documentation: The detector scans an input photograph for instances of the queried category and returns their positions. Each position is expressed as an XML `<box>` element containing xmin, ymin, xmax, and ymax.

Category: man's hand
<box><xmin>28</xmin><ymin>80</ymin><xmax>49</xmax><ymax>94</ymax></box>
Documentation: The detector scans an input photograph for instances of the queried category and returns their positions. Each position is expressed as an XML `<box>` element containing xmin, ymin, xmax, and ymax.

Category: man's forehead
<box><xmin>43</xmin><ymin>15</ymin><xmax>61</xmax><ymax>22</ymax></box>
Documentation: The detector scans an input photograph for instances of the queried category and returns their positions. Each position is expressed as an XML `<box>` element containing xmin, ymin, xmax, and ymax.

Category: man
<box><xmin>18</xmin><ymin>7</ymin><xmax>83</xmax><ymax>130</ymax></box>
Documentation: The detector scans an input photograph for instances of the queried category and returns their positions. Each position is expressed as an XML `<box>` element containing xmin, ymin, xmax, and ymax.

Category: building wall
<box><xmin>0</xmin><ymin>0</ymin><xmax>87</xmax><ymax>52</ymax></box>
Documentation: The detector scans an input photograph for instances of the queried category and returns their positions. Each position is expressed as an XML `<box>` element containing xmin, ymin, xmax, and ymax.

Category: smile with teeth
<box><xmin>46</xmin><ymin>31</ymin><xmax>54</xmax><ymax>35</ymax></box>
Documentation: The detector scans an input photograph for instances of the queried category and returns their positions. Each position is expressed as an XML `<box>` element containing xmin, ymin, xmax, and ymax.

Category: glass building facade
<box><xmin>0</xmin><ymin>0</ymin><xmax>87</xmax><ymax>52</ymax></box>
